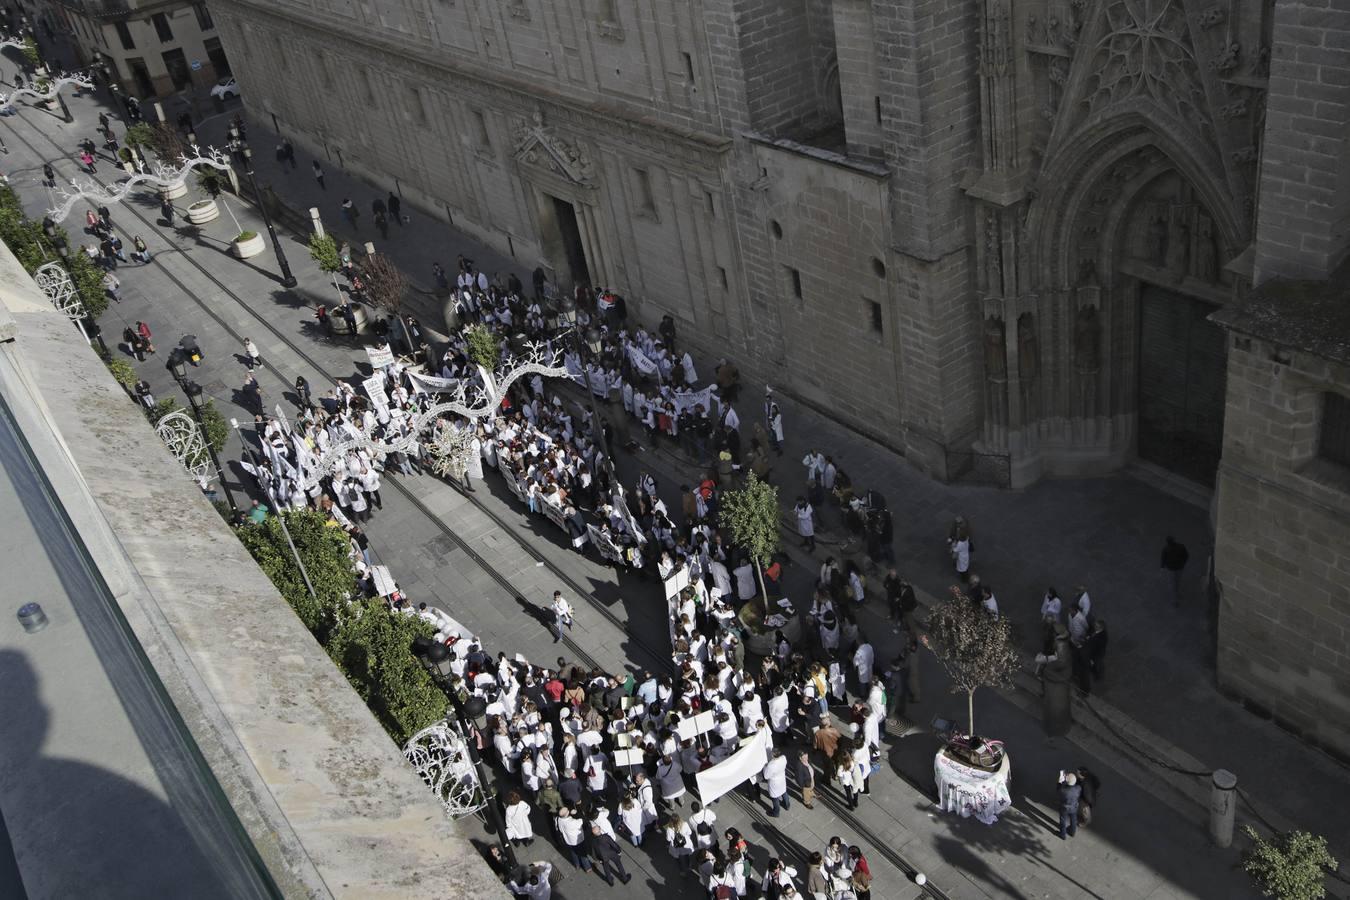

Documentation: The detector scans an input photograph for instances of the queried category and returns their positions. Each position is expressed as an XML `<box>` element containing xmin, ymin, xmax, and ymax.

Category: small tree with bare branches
<box><xmin>923</xmin><ymin>586</ymin><xmax>1020</xmax><ymax>737</ymax></box>
<box><xmin>358</xmin><ymin>252</ymin><xmax>414</xmax><ymax>353</ymax></box>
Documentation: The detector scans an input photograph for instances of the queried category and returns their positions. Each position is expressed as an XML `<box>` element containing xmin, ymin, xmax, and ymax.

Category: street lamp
<box><xmin>228</xmin><ymin>124</ymin><xmax>298</xmax><ymax>289</ymax></box>
<box><xmin>181</xmin><ymin>379</ymin><xmax>240</xmax><ymax>518</ymax></box>
<box><xmin>230</xmin><ymin>417</ymin><xmax>316</xmax><ymax>597</ymax></box>
<box><xmin>418</xmin><ymin>641</ymin><xmax>518</xmax><ymax>873</ymax></box>
<box><xmin>168</xmin><ymin>351</ymin><xmax>187</xmax><ymax>381</ymax></box>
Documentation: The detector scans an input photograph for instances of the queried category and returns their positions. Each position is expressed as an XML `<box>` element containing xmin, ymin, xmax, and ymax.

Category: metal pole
<box><xmin>56</xmin><ymin>89</ymin><xmax>70</xmax><ymax>123</ymax></box>
<box><xmin>424</xmin><ymin>665</ymin><xmax>518</xmax><ymax>872</ymax></box>
<box><xmin>233</xmin><ymin>423</ymin><xmax>316</xmax><ymax>598</ymax></box>
<box><xmin>245</xmin><ymin>164</ymin><xmax>298</xmax><ymax>288</ymax></box>
<box><xmin>188</xmin><ymin>404</ymin><xmax>240</xmax><ymax>517</ymax></box>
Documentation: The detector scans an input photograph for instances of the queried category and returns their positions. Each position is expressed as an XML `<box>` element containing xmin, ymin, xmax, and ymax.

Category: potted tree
<box><xmin>1242</xmin><ymin>826</ymin><xmax>1339</xmax><ymax>900</ymax></box>
<box><xmin>924</xmin><ymin>586</ymin><xmax>1020</xmax><ymax>741</ymax></box>
<box><xmin>463</xmin><ymin>324</ymin><xmax>501</xmax><ymax>396</ymax></box>
<box><xmin>358</xmin><ymin>252</ymin><xmax>416</xmax><ymax>356</ymax></box>
<box><xmin>308</xmin><ymin>232</ymin><xmax>364</xmax><ymax>332</ymax></box>
<box><xmin>719</xmin><ymin>474</ymin><xmax>798</xmax><ymax>653</ymax></box>
<box><xmin>187</xmin><ymin>168</ymin><xmax>223</xmax><ymax>225</ymax></box>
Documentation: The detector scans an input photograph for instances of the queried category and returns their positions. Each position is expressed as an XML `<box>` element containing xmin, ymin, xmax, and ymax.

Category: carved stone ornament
<box><xmin>512</xmin><ymin>109</ymin><xmax>596</xmax><ymax>186</ymax></box>
<box><xmin>1086</xmin><ymin>0</ymin><xmax>1210</xmax><ymax>131</ymax></box>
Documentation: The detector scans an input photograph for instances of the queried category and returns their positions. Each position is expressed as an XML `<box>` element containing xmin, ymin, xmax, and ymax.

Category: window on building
<box><xmin>875</xmin><ymin>96</ymin><xmax>882</xmax><ymax>124</ymax></box>
<box><xmin>704</xmin><ymin>190</ymin><xmax>715</xmax><ymax>217</ymax></box>
<box><xmin>682</xmin><ymin>51</ymin><xmax>695</xmax><ymax>85</ymax></box>
<box><xmin>194</xmin><ymin>3</ymin><xmax>214</xmax><ymax>31</ymax></box>
<box><xmin>407</xmin><ymin>83</ymin><xmax>427</xmax><ymax>124</ymax></box>
<box><xmin>718</xmin><ymin>266</ymin><xmax>728</xmax><ymax>290</ymax></box>
<box><xmin>869</xmin><ymin>300</ymin><xmax>883</xmax><ymax>333</ymax></box>
<box><xmin>599</xmin><ymin>0</ymin><xmax>618</xmax><ymax>23</ymax></box>
<box><xmin>472</xmin><ymin>109</ymin><xmax>491</xmax><ymax>149</ymax></box>
<box><xmin>275</xmin><ymin>36</ymin><xmax>289</xmax><ymax>71</ymax></box>
<box><xmin>360</xmin><ymin>67</ymin><xmax>376</xmax><ymax>104</ymax></box>
<box><xmin>788</xmin><ymin>267</ymin><xmax>802</xmax><ymax>300</ymax></box>
<box><xmin>633</xmin><ymin>167</ymin><xmax>656</xmax><ymax>216</ymax></box>
<box><xmin>115</xmin><ymin>20</ymin><xmax>134</xmax><ymax>50</ymax></box>
<box><xmin>152</xmin><ymin>12</ymin><xmax>173</xmax><ymax>42</ymax></box>
<box><xmin>1320</xmin><ymin>392</ymin><xmax>1350</xmax><ymax>469</ymax></box>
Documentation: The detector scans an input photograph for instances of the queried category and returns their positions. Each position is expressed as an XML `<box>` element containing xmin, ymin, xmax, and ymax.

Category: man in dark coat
<box><xmin>1057</xmin><ymin>771</ymin><xmax>1082</xmax><ymax>839</ymax></box>
<box><xmin>588</xmin><ymin>826</ymin><xmax>632</xmax><ymax>885</ymax></box>
<box><xmin>1160</xmin><ymin>535</ymin><xmax>1189</xmax><ymax>606</ymax></box>
<box><xmin>1038</xmin><ymin>623</ymin><xmax>1073</xmax><ymax>737</ymax></box>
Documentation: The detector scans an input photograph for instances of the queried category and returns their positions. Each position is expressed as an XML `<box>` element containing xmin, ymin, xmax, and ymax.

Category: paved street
<box><xmin>0</xmin><ymin>53</ymin><xmax>1337</xmax><ymax>899</ymax></box>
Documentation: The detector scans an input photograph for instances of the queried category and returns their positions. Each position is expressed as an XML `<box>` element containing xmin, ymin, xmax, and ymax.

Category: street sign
<box><xmin>190</xmin><ymin>59</ymin><xmax>201</xmax><ymax>70</ymax></box>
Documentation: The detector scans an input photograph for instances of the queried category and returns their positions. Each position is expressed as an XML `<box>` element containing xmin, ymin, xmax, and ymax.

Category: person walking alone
<box><xmin>387</xmin><ymin>191</ymin><xmax>401</xmax><ymax>225</ymax></box>
<box><xmin>312</xmin><ymin>160</ymin><xmax>325</xmax><ymax>190</ymax></box>
<box><xmin>589</xmin><ymin>826</ymin><xmax>633</xmax><ymax>885</ymax></box>
<box><xmin>243</xmin><ymin>337</ymin><xmax>262</xmax><ymax>370</ymax></box>
<box><xmin>795</xmin><ymin>496</ymin><xmax>816</xmax><ymax>552</ymax></box>
<box><xmin>341</xmin><ymin>198</ymin><xmax>358</xmax><ymax>230</ymax></box>
<box><xmin>549</xmin><ymin>590</ymin><xmax>573</xmax><ymax>643</ymax></box>
<box><xmin>1057</xmin><ymin>770</ymin><xmax>1082</xmax><ymax>840</ymax></box>
<box><xmin>1160</xmin><ymin>535</ymin><xmax>1189</xmax><ymax>606</ymax></box>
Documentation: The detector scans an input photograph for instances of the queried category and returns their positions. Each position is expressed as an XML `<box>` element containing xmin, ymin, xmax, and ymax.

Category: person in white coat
<box><xmin>504</xmin><ymin>790</ymin><xmax>534</xmax><ymax>846</ymax></box>
<box><xmin>763</xmin><ymin>748</ymin><xmax>791</xmax><ymax>816</ymax></box>
<box><xmin>619</xmin><ymin>793</ymin><xmax>647</xmax><ymax>847</ymax></box>
<box><xmin>794</xmin><ymin>497</ymin><xmax>816</xmax><ymax>552</ymax></box>
<box><xmin>555</xmin><ymin>807</ymin><xmax>592</xmax><ymax>871</ymax></box>
<box><xmin>765</xmin><ymin>390</ymin><xmax>784</xmax><ymax>456</ymax></box>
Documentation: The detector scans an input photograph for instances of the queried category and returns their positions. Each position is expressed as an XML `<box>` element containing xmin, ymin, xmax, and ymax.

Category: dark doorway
<box><xmin>161</xmin><ymin>48</ymin><xmax>191</xmax><ymax>91</ymax></box>
<box><xmin>1137</xmin><ymin>285</ymin><xmax>1227</xmax><ymax>486</ymax></box>
<box><xmin>551</xmin><ymin>196</ymin><xmax>590</xmax><ymax>289</ymax></box>
<box><xmin>204</xmin><ymin>37</ymin><xmax>231</xmax><ymax>78</ymax></box>
<box><xmin>127</xmin><ymin>57</ymin><xmax>154</xmax><ymax>99</ymax></box>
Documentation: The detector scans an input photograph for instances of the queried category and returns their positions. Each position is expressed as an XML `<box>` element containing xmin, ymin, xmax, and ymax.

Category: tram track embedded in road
<box><xmin>4</xmin><ymin>109</ymin><xmax>950</xmax><ymax>900</ymax></box>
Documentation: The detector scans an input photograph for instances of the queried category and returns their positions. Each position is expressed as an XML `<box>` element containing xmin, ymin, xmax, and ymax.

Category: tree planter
<box><xmin>186</xmin><ymin>199</ymin><xmax>220</xmax><ymax>225</ymax></box>
<box><xmin>331</xmin><ymin>302</ymin><xmax>369</xmax><ymax>334</ymax></box>
<box><xmin>160</xmin><ymin>181</ymin><xmax>189</xmax><ymax>201</ymax></box>
<box><xmin>121</xmin><ymin>161</ymin><xmax>136</xmax><ymax>175</ymax></box>
<box><xmin>737</xmin><ymin>603</ymin><xmax>802</xmax><ymax>655</ymax></box>
<box><xmin>231</xmin><ymin>231</ymin><xmax>265</xmax><ymax>259</ymax></box>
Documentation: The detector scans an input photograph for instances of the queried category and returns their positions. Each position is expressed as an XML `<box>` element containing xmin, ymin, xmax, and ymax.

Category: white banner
<box><xmin>366</xmin><ymin>344</ymin><xmax>395</xmax><ymax>369</ymax></box>
<box><xmin>407</xmin><ymin>370</ymin><xmax>463</xmax><ymax>394</ymax></box>
<box><xmin>695</xmin><ymin>727</ymin><xmax>771</xmax><ymax>805</ymax></box>
<box><xmin>362</xmin><ymin>375</ymin><xmax>390</xmax><ymax>419</ymax></box>
<box><xmin>629</xmin><ymin>345</ymin><xmax>659</xmax><ymax>377</ymax></box>
<box><xmin>673</xmin><ymin>385</ymin><xmax>714</xmax><ymax>415</ymax></box>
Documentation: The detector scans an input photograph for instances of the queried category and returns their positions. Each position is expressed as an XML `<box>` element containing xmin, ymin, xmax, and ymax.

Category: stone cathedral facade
<box><xmin>214</xmin><ymin>0</ymin><xmax>1350</xmax><ymax>753</ymax></box>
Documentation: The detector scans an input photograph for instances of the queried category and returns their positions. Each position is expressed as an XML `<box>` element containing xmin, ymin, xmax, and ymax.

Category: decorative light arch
<box><xmin>155</xmin><ymin>410</ymin><xmax>213</xmax><ymax>487</ymax></box>
<box><xmin>402</xmin><ymin>720</ymin><xmax>487</xmax><ymax>819</ymax></box>
<box><xmin>45</xmin><ymin>146</ymin><xmax>234</xmax><ymax>223</ymax></box>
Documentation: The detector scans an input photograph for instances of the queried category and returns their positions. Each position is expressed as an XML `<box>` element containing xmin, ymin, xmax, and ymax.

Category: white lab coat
<box><xmin>763</xmin><ymin>756</ymin><xmax>788</xmax><ymax>798</ymax></box>
<box><xmin>505</xmin><ymin>800</ymin><xmax>533</xmax><ymax>841</ymax></box>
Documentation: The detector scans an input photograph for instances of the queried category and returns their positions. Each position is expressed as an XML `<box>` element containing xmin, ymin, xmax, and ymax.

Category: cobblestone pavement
<box><xmin>0</xmin><ymin>55</ymin><xmax>1331</xmax><ymax>898</ymax></box>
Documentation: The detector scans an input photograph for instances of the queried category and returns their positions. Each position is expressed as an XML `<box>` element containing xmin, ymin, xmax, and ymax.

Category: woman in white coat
<box><xmin>795</xmin><ymin>497</ymin><xmax>816</xmax><ymax>552</ymax></box>
<box><xmin>504</xmin><ymin>790</ymin><xmax>534</xmax><ymax>846</ymax></box>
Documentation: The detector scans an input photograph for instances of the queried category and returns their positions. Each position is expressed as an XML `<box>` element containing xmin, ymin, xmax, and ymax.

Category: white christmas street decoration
<box><xmin>0</xmin><ymin>37</ymin><xmax>26</xmax><ymax>51</ymax></box>
<box><xmin>32</xmin><ymin>261</ymin><xmax>90</xmax><ymax>343</ymax></box>
<box><xmin>296</xmin><ymin>340</ymin><xmax>567</xmax><ymax>491</ymax></box>
<box><xmin>402</xmin><ymin>720</ymin><xmax>487</xmax><ymax>819</ymax></box>
<box><xmin>154</xmin><ymin>410</ymin><xmax>214</xmax><ymax>489</ymax></box>
<box><xmin>426</xmin><ymin>420</ymin><xmax>478</xmax><ymax>482</ymax></box>
<box><xmin>45</xmin><ymin>146</ymin><xmax>233</xmax><ymax>223</ymax></box>
<box><xmin>4</xmin><ymin>73</ymin><xmax>93</xmax><ymax>107</ymax></box>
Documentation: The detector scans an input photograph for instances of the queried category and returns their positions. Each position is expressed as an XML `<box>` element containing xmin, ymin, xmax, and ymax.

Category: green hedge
<box><xmin>0</xmin><ymin>184</ymin><xmax>108</xmax><ymax>318</ymax></box>
<box><xmin>236</xmin><ymin>509</ymin><xmax>447</xmax><ymax>745</ymax></box>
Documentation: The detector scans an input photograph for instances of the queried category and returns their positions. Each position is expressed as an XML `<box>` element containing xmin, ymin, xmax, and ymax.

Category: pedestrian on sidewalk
<box><xmin>242</xmin><ymin>373</ymin><xmax>266</xmax><ymax>415</ymax></box>
<box><xmin>549</xmin><ymin>590</ymin><xmax>573</xmax><ymax>642</ymax></box>
<box><xmin>1160</xmin><ymin>535</ymin><xmax>1189</xmax><ymax>605</ymax></box>
<box><xmin>1076</xmin><ymin>766</ymin><xmax>1101</xmax><ymax>825</ymax></box>
<box><xmin>387</xmin><ymin>191</ymin><xmax>402</xmax><ymax>224</ymax></box>
<box><xmin>312</xmin><ymin>160</ymin><xmax>325</xmax><ymax>190</ymax></box>
<box><xmin>374</xmin><ymin>208</ymin><xmax>388</xmax><ymax>238</ymax></box>
<box><xmin>294</xmin><ymin>375</ymin><xmax>312</xmax><ymax>410</ymax></box>
<box><xmin>136</xmin><ymin>320</ymin><xmax>155</xmax><ymax>354</ymax></box>
<box><xmin>341</xmin><ymin>198</ymin><xmax>359</xmax><ymax>230</ymax></box>
<box><xmin>132</xmin><ymin>235</ymin><xmax>150</xmax><ymax>263</ymax></box>
<box><xmin>160</xmin><ymin>197</ymin><xmax>174</xmax><ymax>226</ymax></box>
<box><xmin>101</xmin><ymin>270</ymin><xmax>121</xmax><ymax>303</ymax></box>
<box><xmin>281</xmin><ymin>139</ymin><xmax>296</xmax><ymax>169</ymax></box>
<box><xmin>1057</xmin><ymin>770</ymin><xmax>1082</xmax><ymax>839</ymax></box>
<box><xmin>590</xmin><ymin>826</ymin><xmax>632</xmax><ymax>885</ymax></box>
<box><xmin>794</xmin><ymin>496</ymin><xmax>816</xmax><ymax>552</ymax></box>
<box><xmin>762</xmin><ymin>748</ymin><xmax>790</xmax><ymax>816</ymax></box>
<box><xmin>42</xmin><ymin>162</ymin><xmax>55</xmax><ymax>187</ymax></box>
<box><xmin>243</xmin><ymin>337</ymin><xmax>262</xmax><ymax>370</ymax></box>
<box><xmin>765</xmin><ymin>389</ymin><xmax>784</xmax><ymax>456</ymax></box>
<box><xmin>792</xmin><ymin>748</ymin><xmax>815</xmax><ymax>808</ymax></box>
<box><xmin>134</xmin><ymin>378</ymin><xmax>154</xmax><ymax>410</ymax></box>
<box><xmin>78</xmin><ymin>149</ymin><xmax>95</xmax><ymax>173</ymax></box>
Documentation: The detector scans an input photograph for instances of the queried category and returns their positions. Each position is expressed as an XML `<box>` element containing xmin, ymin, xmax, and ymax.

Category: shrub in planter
<box><xmin>104</xmin><ymin>356</ymin><xmax>136</xmax><ymax>388</ymax></box>
<box><xmin>235</xmin><ymin>231</ymin><xmax>258</xmax><ymax>243</ymax></box>
<box><xmin>1242</xmin><ymin>826</ymin><xmax>1338</xmax><ymax>900</ymax></box>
